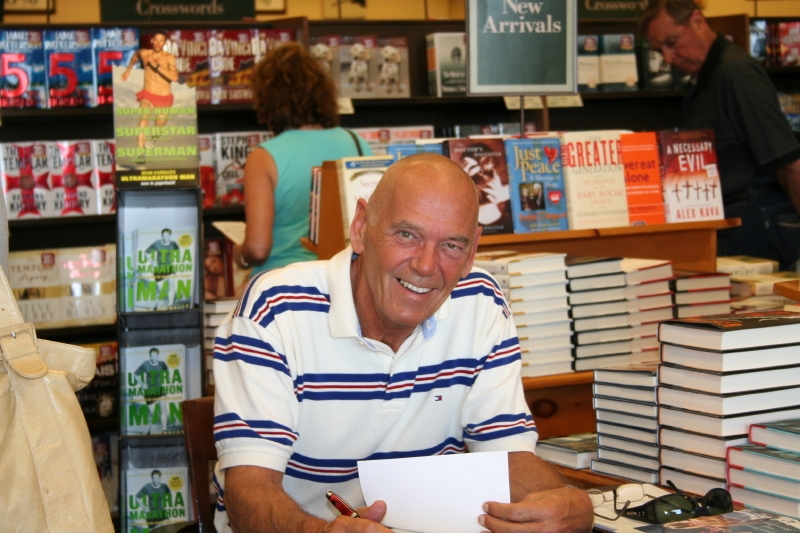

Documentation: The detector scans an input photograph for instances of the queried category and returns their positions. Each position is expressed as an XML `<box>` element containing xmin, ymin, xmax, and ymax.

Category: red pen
<box><xmin>326</xmin><ymin>490</ymin><xmax>360</xmax><ymax>518</ymax></box>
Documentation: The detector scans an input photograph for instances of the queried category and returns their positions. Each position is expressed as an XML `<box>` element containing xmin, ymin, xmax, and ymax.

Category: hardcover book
<box><xmin>716</xmin><ymin>255</ymin><xmax>779</xmax><ymax>276</ymax></box>
<box><xmin>729</xmin><ymin>486</ymin><xmax>800</xmax><ymax>520</ymax></box>
<box><xmin>659</xmin><ymin>467</ymin><xmax>726</xmax><ymax>498</ymax></box>
<box><xmin>728</xmin><ymin>445</ymin><xmax>800</xmax><ymax>481</ymax></box>
<box><xmin>633</xmin><ymin>509</ymin><xmax>798</xmax><ymax>533</ymax></box>
<box><xmin>504</xmin><ymin>137</ymin><xmax>568</xmax><ymax>233</ymax></box>
<box><xmin>8</xmin><ymin>249</ymin><xmax>62</xmax><ymax>327</ymax></box>
<box><xmin>659</xmin><ymin>405</ymin><xmax>800</xmax><ymax>437</ymax></box>
<box><xmin>445</xmin><ymin>138</ymin><xmax>513</xmax><ymax>234</ymax></box>
<box><xmin>335</xmin><ymin>155</ymin><xmax>394</xmax><ymax>241</ymax></box>
<box><xmin>209</xmin><ymin>29</ymin><xmax>255</xmax><ymax>105</ymax></box>
<box><xmin>673</xmin><ymin>290</ymin><xmax>731</xmax><ymax>305</ymax></box>
<box><xmin>658</xmin><ymin>385</ymin><xmax>800</xmax><ymax>417</ymax></box>
<box><xmin>59</xmin><ymin>245</ymin><xmax>116</xmax><ymax>326</ymax></box>
<box><xmin>214</xmin><ymin>131</ymin><xmax>263</xmax><ymax>206</ymax></box>
<box><xmin>91</xmin><ymin>27</ymin><xmax>138</xmax><ymax>106</ymax></box>
<box><xmin>92</xmin><ymin>139</ymin><xmax>116</xmax><ymax>214</ymax></box>
<box><xmin>49</xmin><ymin>140</ymin><xmax>97</xmax><ymax>216</ymax></box>
<box><xmin>577</xmin><ymin>35</ymin><xmax>599</xmax><ymax>92</ymax></box>
<box><xmin>657</xmin><ymin>311</ymin><xmax>800</xmax><ymax>351</ymax></box>
<box><xmin>559</xmin><ymin>130</ymin><xmax>629</xmax><ymax>229</ymax></box>
<box><xmin>43</xmin><ymin>29</ymin><xmax>93</xmax><ymax>108</ymax></box>
<box><xmin>131</xmin><ymin>227</ymin><xmax>196</xmax><ymax>312</ymax></box>
<box><xmin>374</xmin><ymin>37</ymin><xmax>410</xmax><ymax>98</ymax></box>
<box><xmin>659</xmin><ymin>427</ymin><xmax>747</xmax><ymax>459</ymax></box>
<box><xmin>252</xmin><ymin>28</ymin><xmax>295</xmax><ymax>63</ymax></box>
<box><xmin>731</xmin><ymin>272</ymin><xmax>800</xmax><ymax>297</ymax></box>
<box><xmin>124</xmin><ymin>465</ymin><xmax>190</xmax><ymax>532</ymax></box>
<box><xmin>473</xmin><ymin>251</ymin><xmax>566</xmax><ymax>276</ymax></box>
<box><xmin>598</xmin><ymin>447</ymin><xmax>659</xmax><ymax>471</ymax></box>
<box><xmin>750</xmin><ymin>418</ymin><xmax>800</xmax><ymax>453</ymax></box>
<box><xmin>658</xmin><ymin>129</ymin><xmax>724</xmax><ymax>223</ymax></box>
<box><xmin>536</xmin><ymin>433</ymin><xmax>597</xmax><ymax>468</ymax></box>
<box><xmin>162</xmin><ymin>29</ymin><xmax>211</xmax><ymax>105</ymax></box>
<box><xmin>671</xmin><ymin>271</ymin><xmax>731</xmax><ymax>292</ymax></box>
<box><xmin>340</xmin><ymin>35</ymin><xmax>378</xmax><ymax>98</ymax></box>
<box><xmin>386</xmin><ymin>143</ymin><xmax>443</xmax><ymax>161</ymax></box>
<box><xmin>728</xmin><ymin>467</ymin><xmax>800</xmax><ymax>501</ymax></box>
<box><xmin>0</xmin><ymin>30</ymin><xmax>46</xmax><ymax>108</ymax></box>
<box><xmin>660</xmin><ymin>342</ymin><xmax>800</xmax><ymax>373</ymax></box>
<box><xmin>1</xmin><ymin>142</ymin><xmax>53</xmax><ymax>219</ymax></box>
<box><xmin>598</xmin><ymin>34</ymin><xmax>638</xmax><ymax>92</ymax></box>
<box><xmin>591</xmin><ymin>459</ymin><xmax>658</xmax><ymax>483</ymax></box>
<box><xmin>121</xmin><ymin>344</ymin><xmax>186</xmax><ymax>436</ymax></box>
<box><xmin>620</xmin><ymin>132</ymin><xmax>665</xmax><ymax>225</ymax></box>
<box><xmin>658</xmin><ymin>364</ymin><xmax>800</xmax><ymax>395</ymax></box>
<box><xmin>639</xmin><ymin>41</ymin><xmax>673</xmax><ymax>90</ymax></box>
<box><xmin>426</xmin><ymin>32</ymin><xmax>466</xmax><ymax>97</ymax></box>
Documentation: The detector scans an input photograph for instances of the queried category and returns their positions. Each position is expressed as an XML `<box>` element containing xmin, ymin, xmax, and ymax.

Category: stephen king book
<box><xmin>49</xmin><ymin>140</ymin><xmax>97</xmax><ymax>217</ymax></box>
<box><xmin>214</xmin><ymin>132</ymin><xmax>262</xmax><ymax>206</ymax></box>
<box><xmin>1</xmin><ymin>142</ymin><xmax>53</xmax><ymax>219</ymax></box>
<box><xmin>0</xmin><ymin>30</ymin><xmax>46</xmax><ymax>108</ymax></box>
<box><xmin>658</xmin><ymin>130</ymin><xmax>724</xmax><ymax>223</ymax></box>
<box><xmin>620</xmin><ymin>132</ymin><xmax>666</xmax><ymax>225</ymax></box>
<box><xmin>43</xmin><ymin>29</ymin><xmax>93</xmax><ymax>108</ymax></box>
<box><xmin>504</xmin><ymin>137</ymin><xmax>568</xmax><ymax>233</ymax></box>
<box><xmin>209</xmin><ymin>29</ymin><xmax>255</xmax><ymax>105</ymax></box>
<box><xmin>445</xmin><ymin>138</ymin><xmax>513</xmax><ymax>235</ymax></box>
<box><xmin>91</xmin><ymin>27</ymin><xmax>139</xmax><ymax>106</ymax></box>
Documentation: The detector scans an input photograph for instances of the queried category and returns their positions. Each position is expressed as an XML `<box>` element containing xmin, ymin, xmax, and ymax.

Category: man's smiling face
<box><xmin>350</xmin><ymin>155</ymin><xmax>481</xmax><ymax>344</ymax></box>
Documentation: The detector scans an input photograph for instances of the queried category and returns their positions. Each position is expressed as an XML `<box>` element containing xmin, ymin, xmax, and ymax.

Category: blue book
<box><xmin>44</xmin><ymin>29</ymin><xmax>94</xmax><ymax>107</ymax></box>
<box><xmin>386</xmin><ymin>143</ymin><xmax>443</xmax><ymax>162</ymax></box>
<box><xmin>91</xmin><ymin>27</ymin><xmax>139</xmax><ymax>106</ymax></box>
<box><xmin>0</xmin><ymin>30</ymin><xmax>46</xmax><ymax>108</ymax></box>
<box><xmin>504</xmin><ymin>138</ymin><xmax>568</xmax><ymax>233</ymax></box>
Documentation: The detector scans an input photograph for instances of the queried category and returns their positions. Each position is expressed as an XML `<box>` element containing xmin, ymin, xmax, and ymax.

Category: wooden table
<box><xmin>774</xmin><ymin>280</ymin><xmax>800</xmax><ymax>302</ymax></box>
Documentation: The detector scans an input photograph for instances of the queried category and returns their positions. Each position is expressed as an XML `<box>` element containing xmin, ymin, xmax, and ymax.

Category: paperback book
<box><xmin>633</xmin><ymin>510</ymin><xmax>800</xmax><ymax>533</ymax></box>
<box><xmin>214</xmin><ymin>132</ymin><xmax>266</xmax><ymax>206</ymax></box>
<box><xmin>335</xmin><ymin>155</ymin><xmax>394</xmax><ymax>241</ymax></box>
<box><xmin>577</xmin><ymin>35</ymin><xmax>599</xmax><ymax>92</ymax></box>
<box><xmin>124</xmin><ymin>465</ymin><xmax>190</xmax><ymax>532</ymax></box>
<box><xmin>129</xmin><ymin>227</ymin><xmax>196</xmax><ymax>312</ymax></box>
<box><xmin>620</xmin><ymin>132</ymin><xmax>665</xmax><ymax>225</ymax></box>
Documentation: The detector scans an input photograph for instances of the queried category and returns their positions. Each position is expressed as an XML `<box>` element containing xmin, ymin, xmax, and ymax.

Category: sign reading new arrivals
<box><xmin>101</xmin><ymin>0</ymin><xmax>255</xmax><ymax>22</ymax></box>
<box><xmin>467</xmin><ymin>0</ymin><xmax>576</xmax><ymax>95</ymax></box>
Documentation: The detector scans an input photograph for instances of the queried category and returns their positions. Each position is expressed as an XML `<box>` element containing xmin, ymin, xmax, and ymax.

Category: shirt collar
<box><xmin>326</xmin><ymin>246</ymin><xmax>451</xmax><ymax>339</ymax></box>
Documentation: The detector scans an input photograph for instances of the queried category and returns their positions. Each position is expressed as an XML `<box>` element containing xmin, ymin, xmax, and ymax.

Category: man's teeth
<box><xmin>399</xmin><ymin>280</ymin><xmax>432</xmax><ymax>294</ymax></box>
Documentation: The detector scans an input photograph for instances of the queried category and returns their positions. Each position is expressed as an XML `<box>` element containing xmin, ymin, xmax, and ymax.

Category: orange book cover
<box><xmin>620</xmin><ymin>132</ymin><xmax>666</xmax><ymax>225</ymax></box>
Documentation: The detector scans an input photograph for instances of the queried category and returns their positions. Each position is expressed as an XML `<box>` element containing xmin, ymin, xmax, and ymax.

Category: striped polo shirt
<box><xmin>212</xmin><ymin>247</ymin><xmax>537</xmax><ymax>531</ymax></box>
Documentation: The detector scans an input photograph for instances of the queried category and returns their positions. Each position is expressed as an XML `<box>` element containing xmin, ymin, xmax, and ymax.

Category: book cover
<box><xmin>728</xmin><ymin>467</ymin><xmax>800</xmax><ymax>501</ymax></box>
<box><xmin>620</xmin><ymin>132</ymin><xmax>665</xmax><ymax>225</ymax></box>
<box><xmin>7</xmin><ymin>249</ymin><xmax>63</xmax><ymax>327</ymax></box>
<box><xmin>505</xmin><ymin>137</ymin><xmax>569</xmax><ymax>233</ymax></box>
<box><xmin>1</xmin><ymin>142</ymin><xmax>52</xmax><ymax>219</ymax></box>
<box><xmin>93</xmin><ymin>139</ymin><xmax>116</xmax><ymax>214</ymax></box>
<box><xmin>559</xmin><ymin>130</ymin><xmax>629</xmax><ymax>230</ymax></box>
<box><xmin>671</xmin><ymin>271</ymin><xmax>731</xmax><ymax>292</ymax></box>
<box><xmin>0</xmin><ymin>30</ymin><xmax>46</xmax><ymax>108</ymax></box>
<box><xmin>335</xmin><ymin>156</ymin><xmax>394</xmax><ymax>241</ymax></box>
<box><xmin>599</xmin><ymin>34</ymin><xmax>638</xmax><ymax>92</ymax></box>
<box><xmin>77</xmin><ymin>341</ymin><xmax>119</xmax><ymax>421</ymax></box>
<box><xmin>209</xmin><ymin>29</ymin><xmax>254</xmax><ymax>105</ymax></box>
<box><xmin>389</xmin><ymin>125</ymin><xmax>434</xmax><ymax>145</ymax></box>
<box><xmin>160</xmin><ymin>29</ymin><xmax>211</xmax><ymax>105</ymax></box>
<box><xmin>386</xmin><ymin>143</ymin><xmax>443</xmax><ymax>162</ymax></box>
<box><xmin>776</xmin><ymin>22</ymin><xmax>800</xmax><ymax>67</ymax></box>
<box><xmin>375</xmin><ymin>37</ymin><xmax>410</xmax><ymax>98</ymax></box>
<box><xmin>132</xmin><ymin>227</ymin><xmax>196</xmax><ymax>312</ymax></box>
<box><xmin>252</xmin><ymin>28</ymin><xmax>295</xmax><ymax>63</ymax></box>
<box><xmin>92</xmin><ymin>433</ymin><xmax>119</xmax><ymax>516</ymax></box>
<box><xmin>43</xmin><ymin>29</ymin><xmax>93</xmax><ymax>108</ymax></box>
<box><xmin>340</xmin><ymin>35</ymin><xmax>377</xmax><ymax>98</ymax></box>
<box><xmin>121</xmin><ymin>344</ymin><xmax>186</xmax><ymax>436</ymax></box>
<box><xmin>49</xmin><ymin>140</ymin><xmax>97</xmax><ymax>216</ymax></box>
<box><xmin>214</xmin><ymin>131</ymin><xmax>263</xmax><ymax>206</ymax></box>
<box><xmin>473</xmin><ymin>251</ymin><xmax>566</xmax><ymax>275</ymax></box>
<box><xmin>445</xmin><ymin>138</ymin><xmax>513</xmax><ymax>234</ymax></box>
<box><xmin>658</xmin><ymin>129</ymin><xmax>724</xmax><ymax>223</ymax></box>
<box><xmin>426</xmin><ymin>32</ymin><xmax>466</xmax><ymax>97</ymax></box>
<box><xmin>59</xmin><ymin>245</ymin><xmax>116</xmax><ymax>326</ymax></box>
<box><xmin>309</xmin><ymin>35</ymin><xmax>341</xmax><ymax>93</ymax></box>
<box><xmin>198</xmin><ymin>134</ymin><xmax>215</xmax><ymax>208</ymax></box>
<box><xmin>352</xmin><ymin>127</ymin><xmax>391</xmax><ymax>155</ymax></box>
<box><xmin>751</xmin><ymin>418</ymin><xmax>800</xmax><ymax>451</ymax></box>
<box><xmin>124</xmin><ymin>465</ymin><xmax>190</xmax><ymax>532</ymax></box>
<box><xmin>732</xmin><ymin>272</ymin><xmax>800</xmax><ymax>297</ymax></box>
<box><xmin>577</xmin><ymin>35</ymin><xmax>599</xmax><ymax>92</ymax></box>
<box><xmin>536</xmin><ymin>433</ymin><xmax>598</xmax><ymax>467</ymax></box>
<box><xmin>634</xmin><ymin>510</ymin><xmax>800</xmax><ymax>533</ymax></box>
<box><xmin>717</xmin><ymin>255</ymin><xmax>779</xmax><ymax>276</ymax></box>
<box><xmin>91</xmin><ymin>27</ymin><xmax>139</xmax><ymax>106</ymax></box>
<box><xmin>639</xmin><ymin>41</ymin><xmax>673</xmax><ymax>90</ymax></box>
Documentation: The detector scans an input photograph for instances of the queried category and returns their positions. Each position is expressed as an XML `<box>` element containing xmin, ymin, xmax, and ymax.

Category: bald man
<box><xmin>212</xmin><ymin>154</ymin><xmax>593</xmax><ymax>533</ymax></box>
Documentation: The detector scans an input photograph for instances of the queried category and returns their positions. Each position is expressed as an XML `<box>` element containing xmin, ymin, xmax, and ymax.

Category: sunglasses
<box><xmin>589</xmin><ymin>481</ymin><xmax>733</xmax><ymax>524</ymax></box>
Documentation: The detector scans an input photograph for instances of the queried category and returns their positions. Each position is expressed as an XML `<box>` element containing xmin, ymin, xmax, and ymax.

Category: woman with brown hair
<box><xmin>234</xmin><ymin>42</ymin><xmax>371</xmax><ymax>276</ymax></box>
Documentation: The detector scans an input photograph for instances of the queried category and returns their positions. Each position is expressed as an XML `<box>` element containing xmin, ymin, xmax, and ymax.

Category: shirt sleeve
<box><xmin>723</xmin><ymin>61</ymin><xmax>800</xmax><ymax>175</ymax></box>
<box><xmin>213</xmin><ymin>313</ymin><xmax>300</xmax><ymax>473</ymax></box>
<box><xmin>460</xmin><ymin>298</ymin><xmax>538</xmax><ymax>454</ymax></box>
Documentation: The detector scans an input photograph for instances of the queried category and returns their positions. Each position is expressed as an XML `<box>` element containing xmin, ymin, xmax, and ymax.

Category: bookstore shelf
<box><xmin>37</xmin><ymin>323</ymin><xmax>117</xmax><ymax>341</ymax></box>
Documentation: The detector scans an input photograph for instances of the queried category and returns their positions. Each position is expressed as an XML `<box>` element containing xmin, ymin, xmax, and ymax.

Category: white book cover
<box><xmin>124</xmin><ymin>466</ymin><xmax>190</xmax><ymax>532</ymax></box>
<box><xmin>335</xmin><ymin>156</ymin><xmax>393</xmax><ymax>241</ymax></box>
<box><xmin>49</xmin><ymin>140</ymin><xmax>97</xmax><ymax>216</ymax></box>
<box><xmin>1</xmin><ymin>142</ymin><xmax>53</xmax><ymax>219</ymax></box>
<box><xmin>59</xmin><ymin>245</ymin><xmax>116</xmax><ymax>326</ymax></box>
<box><xmin>8</xmin><ymin>249</ymin><xmax>63</xmax><ymax>327</ymax></box>
<box><xmin>214</xmin><ymin>131</ymin><xmax>263</xmax><ymax>206</ymax></box>
<box><xmin>121</xmin><ymin>344</ymin><xmax>186</xmax><ymax>436</ymax></box>
<box><xmin>133</xmin><ymin>227</ymin><xmax>196</xmax><ymax>312</ymax></box>
<box><xmin>426</xmin><ymin>32</ymin><xmax>466</xmax><ymax>97</ymax></box>
<box><xmin>92</xmin><ymin>139</ymin><xmax>116</xmax><ymax>214</ymax></box>
<box><xmin>559</xmin><ymin>131</ymin><xmax>629</xmax><ymax>229</ymax></box>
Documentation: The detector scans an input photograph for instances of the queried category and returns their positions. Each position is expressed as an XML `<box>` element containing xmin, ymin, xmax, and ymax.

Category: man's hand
<box><xmin>121</xmin><ymin>69</ymin><xmax>131</xmax><ymax>81</ymax></box>
<box><xmin>318</xmin><ymin>501</ymin><xmax>391</xmax><ymax>533</ymax></box>
<box><xmin>479</xmin><ymin>487</ymin><xmax>593</xmax><ymax>533</ymax></box>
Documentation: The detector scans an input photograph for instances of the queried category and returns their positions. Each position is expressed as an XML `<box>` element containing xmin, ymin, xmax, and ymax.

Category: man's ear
<box><xmin>461</xmin><ymin>225</ymin><xmax>483</xmax><ymax>278</ymax></box>
<box><xmin>350</xmin><ymin>198</ymin><xmax>369</xmax><ymax>254</ymax></box>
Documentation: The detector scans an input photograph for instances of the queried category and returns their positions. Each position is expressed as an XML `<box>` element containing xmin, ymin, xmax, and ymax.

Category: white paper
<box><xmin>358</xmin><ymin>451</ymin><xmax>509</xmax><ymax>533</ymax></box>
<box><xmin>211</xmin><ymin>221</ymin><xmax>246</xmax><ymax>245</ymax></box>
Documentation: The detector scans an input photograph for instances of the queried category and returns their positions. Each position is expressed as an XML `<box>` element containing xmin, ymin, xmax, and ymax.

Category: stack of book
<box><xmin>474</xmin><ymin>251</ymin><xmax>572</xmax><ymax>378</ymax></box>
<box><xmin>204</xmin><ymin>298</ymin><xmax>237</xmax><ymax>390</ymax></box>
<box><xmin>727</xmin><ymin>418</ymin><xmax>800</xmax><ymax>518</ymax></box>
<box><xmin>535</xmin><ymin>433</ymin><xmax>598</xmax><ymax>469</ymax></box>
<box><xmin>670</xmin><ymin>271</ymin><xmax>732</xmax><ymax>318</ymax></box>
<box><xmin>567</xmin><ymin>257</ymin><xmax>674</xmax><ymax>371</ymax></box>
<box><xmin>657</xmin><ymin>312</ymin><xmax>800</xmax><ymax>495</ymax></box>
<box><xmin>590</xmin><ymin>363</ymin><xmax>660</xmax><ymax>482</ymax></box>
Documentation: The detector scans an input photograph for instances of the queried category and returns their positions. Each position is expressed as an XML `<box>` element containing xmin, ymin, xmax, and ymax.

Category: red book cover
<box><xmin>620</xmin><ymin>132</ymin><xmax>666</xmax><ymax>226</ymax></box>
<box><xmin>160</xmin><ymin>29</ymin><xmax>211</xmax><ymax>105</ymax></box>
<box><xmin>777</xmin><ymin>22</ymin><xmax>800</xmax><ymax>67</ymax></box>
<box><xmin>658</xmin><ymin>129</ymin><xmax>724</xmax><ymax>223</ymax></box>
<box><xmin>49</xmin><ymin>141</ymin><xmax>95</xmax><ymax>216</ymax></box>
<box><xmin>1</xmin><ymin>142</ymin><xmax>52</xmax><ymax>219</ymax></box>
<box><xmin>209</xmin><ymin>29</ymin><xmax>255</xmax><ymax>105</ymax></box>
<box><xmin>445</xmin><ymin>138</ymin><xmax>512</xmax><ymax>235</ymax></box>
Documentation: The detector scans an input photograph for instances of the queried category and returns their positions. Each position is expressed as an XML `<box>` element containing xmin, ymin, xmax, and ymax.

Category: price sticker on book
<box><xmin>546</xmin><ymin>95</ymin><xmax>583</xmax><ymax>108</ymax></box>
<box><xmin>503</xmin><ymin>96</ymin><xmax>543</xmax><ymax>110</ymax></box>
<box><xmin>338</xmin><ymin>97</ymin><xmax>355</xmax><ymax>115</ymax></box>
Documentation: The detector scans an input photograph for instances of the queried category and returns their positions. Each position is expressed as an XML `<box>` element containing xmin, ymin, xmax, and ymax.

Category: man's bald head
<box><xmin>366</xmin><ymin>153</ymin><xmax>480</xmax><ymax>229</ymax></box>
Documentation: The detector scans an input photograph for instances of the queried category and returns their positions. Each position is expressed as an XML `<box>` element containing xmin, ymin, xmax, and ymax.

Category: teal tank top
<box><xmin>250</xmin><ymin>127</ymin><xmax>372</xmax><ymax>276</ymax></box>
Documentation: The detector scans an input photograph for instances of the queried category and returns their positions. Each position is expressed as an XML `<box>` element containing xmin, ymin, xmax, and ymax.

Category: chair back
<box><xmin>182</xmin><ymin>396</ymin><xmax>217</xmax><ymax>532</ymax></box>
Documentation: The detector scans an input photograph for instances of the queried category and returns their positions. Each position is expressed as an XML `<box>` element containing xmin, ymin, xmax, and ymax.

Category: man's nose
<box><xmin>411</xmin><ymin>243</ymin><xmax>436</xmax><ymax>276</ymax></box>
<box><xmin>661</xmin><ymin>48</ymin><xmax>676</xmax><ymax>65</ymax></box>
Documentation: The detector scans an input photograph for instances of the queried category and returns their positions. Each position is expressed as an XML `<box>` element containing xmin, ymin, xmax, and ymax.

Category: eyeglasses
<box><xmin>589</xmin><ymin>481</ymin><xmax>733</xmax><ymax>524</ymax></box>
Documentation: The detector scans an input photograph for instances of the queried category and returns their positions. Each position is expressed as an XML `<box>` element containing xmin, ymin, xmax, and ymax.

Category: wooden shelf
<box><xmin>523</xmin><ymin>372</ymin><xmax>594</xmax><ymax>391</ymax></box>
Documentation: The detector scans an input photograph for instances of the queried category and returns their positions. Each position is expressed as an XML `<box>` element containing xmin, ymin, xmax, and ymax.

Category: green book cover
<box><xmin>133</xmin><ymin>226</ymin><xmax>196</xmax><ymax>311</ymax></box>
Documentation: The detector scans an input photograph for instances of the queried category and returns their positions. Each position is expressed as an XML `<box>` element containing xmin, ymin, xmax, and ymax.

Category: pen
<box><xmin>326</xmin><ymin>490</ymin><xmax>360</xmax><ymax>518</ymax></box>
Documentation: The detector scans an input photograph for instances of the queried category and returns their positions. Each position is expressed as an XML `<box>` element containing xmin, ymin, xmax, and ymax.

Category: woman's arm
<box><xmin>236</xmin><ymin>147</ymin><xmax>278</xmax><ymax>268</ymax></box>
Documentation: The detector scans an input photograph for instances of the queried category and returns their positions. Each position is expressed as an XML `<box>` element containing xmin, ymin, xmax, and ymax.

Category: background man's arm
<box><xmin>480</xmin><ymin>452</ymin><xmax>593</xmax><ymax>533</ymax></box>
<box><xmin>224</xmin><ymin>465</ymin><xmax>389</xmax><ymax>533</ymax></box>
<box><xmin>777</xmin><ymin>158</ymin><xmax>800</xmax><ymax>214</ymax></box>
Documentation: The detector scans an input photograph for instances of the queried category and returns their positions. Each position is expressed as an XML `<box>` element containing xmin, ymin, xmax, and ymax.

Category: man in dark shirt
<box><xmin>144</xmin><ymin>228</ymin><xmax>180</xmax><ymax>308</ymax></box>
<box><xmin>135</xmin><ymin>469</ymin><xmax>172</xmax><ymax>527</ymax></box>
<box><xmin>134</xmin><ymin>347</ymin><xmax>169</xmax><ymax>432</ymax></box>
<box><xmin>642</xmin><ymin>0</ymin><xmax>800</xmax><ymax>269</ymax></box>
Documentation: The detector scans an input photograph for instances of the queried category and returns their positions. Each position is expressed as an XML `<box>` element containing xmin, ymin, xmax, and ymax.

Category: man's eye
<box><xmin>444</xmin><ymin>243</ymin><xmax>462</xmax><ymax>251</ymax></box>
<box><xmin>399</xmin><ymin>231</ymin><xmax>413</xmax><ymax>239</ymax></box>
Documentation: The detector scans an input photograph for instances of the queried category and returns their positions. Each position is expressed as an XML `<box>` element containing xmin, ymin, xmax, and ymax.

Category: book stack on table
<box><xmin>726</xmin><ymin>418</ymin><xmax>800</xmax><ymax>518</ymax></box>
<box><xmin>590</xmin><ymin>363</ymin><xmax>661</xmax><ymax>483</ymax></box>
<box><xmin>203</xmin><ymin>298</ymin><xmax>237</xmax><ymax>388</ymax></box>
<box><xmin>473</xmin><ymin>251</ymin><xmax>572</xmax><ymax>378</ymax></box>
<box><xmin>535</xmin><ymin>433</ymin><xmax>598</xmax><ymax>469</ymax></box>
<box><xmin>567</xmin><ymin>257</ymin><xmax>674</xmax><ymax>372</ymax></box>
<box><xmin>670</xmin><ymin>271</ymin><xmax>732</xmax><ymax>319</ymax></box>
<box><xmin>656</xmin><ymin>312</ymin><xmax>800</xmax><ymax>495</ymax></box>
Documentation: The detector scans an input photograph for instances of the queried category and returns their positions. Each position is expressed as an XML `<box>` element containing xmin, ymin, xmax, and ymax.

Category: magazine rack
<box><xmin>302</xmin><ymin>160</ymin><xmax>741</xmax><ymax>439</ymax></box>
